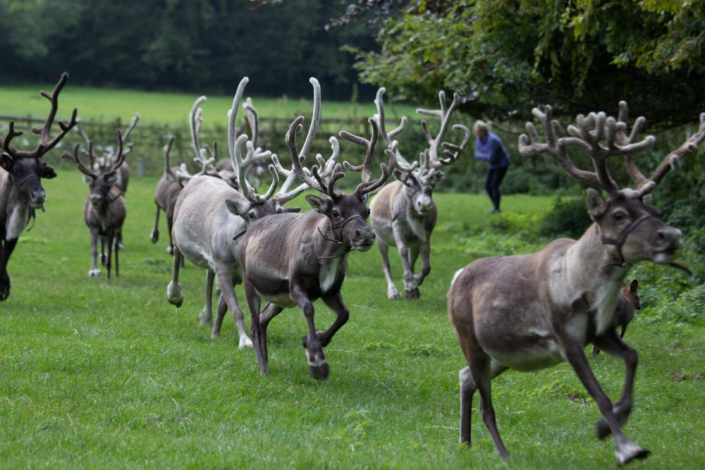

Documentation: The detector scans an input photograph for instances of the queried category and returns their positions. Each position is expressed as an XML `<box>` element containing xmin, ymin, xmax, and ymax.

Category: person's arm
<box><xmin>475</xmin><ymin>138</ymin><xmax>489</xmax><ymax>161</ymax></box>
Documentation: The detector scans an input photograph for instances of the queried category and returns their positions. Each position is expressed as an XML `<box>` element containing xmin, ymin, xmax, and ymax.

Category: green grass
<box><xmin>1</xmin><ymin>177</ymin><xmax>704</xmax><ymax>469</ymax></box>
<box><xmin>0</xmin><ymin>84</ymin><xmax>417</xmax><ymax>128</ymax></box>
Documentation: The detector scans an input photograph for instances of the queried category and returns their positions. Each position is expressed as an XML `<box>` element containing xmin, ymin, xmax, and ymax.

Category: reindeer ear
<box><xmin>42</xmin><ymin>163</ymin><xmax>57</xmax><ymax>179</ymax></box>
<box><xmin>225</xmin><ymin>198</ymin><xmax>251</xmax><ymax>218</ymax></box>
<box><xmin>630</xmin><ymin>279</ymin><xmax>638</xmax><ymax>293</ymax></box>
<box><xmin>394</xmin><ymin>169</ymin><xmax>412</xmax><ymax>186</ymax></box>
<box><xmin>585</xmin><ymin>188</ymin><xmax>607</xmax><ymax>217</ymax></box>
<box><xmin>0</xmin><ymin>154</ymin><xmax>13</xmax><ymax>172</ymax></box>
<box><xmin>306</xmin><ymin>195</ymin><xmax>331</xmax><ymax>214</ymax></box>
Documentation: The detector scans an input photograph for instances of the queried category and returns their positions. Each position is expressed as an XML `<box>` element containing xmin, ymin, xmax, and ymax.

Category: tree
<box><xmin>346</xmin><ymin>0</ymin><xmax>705</xmax><ymax>127</ymax></box>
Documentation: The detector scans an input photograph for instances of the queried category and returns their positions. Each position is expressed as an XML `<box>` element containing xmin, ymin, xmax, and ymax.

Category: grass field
<box><xmin>1</xmin><ymin>176</ymin><xmax>704</xmax><ymax>469</ymax></box>
<box><xmin>0</xmin><ymin>83</ymin><xmax>417</xmax><ymax>128</ymax></box>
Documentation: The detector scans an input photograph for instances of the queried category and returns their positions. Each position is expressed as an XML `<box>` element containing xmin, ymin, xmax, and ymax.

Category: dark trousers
<box><xmin>485</xmin><ymin>166</ymin><xmax>508</xmax><ymax>211</ymax></box>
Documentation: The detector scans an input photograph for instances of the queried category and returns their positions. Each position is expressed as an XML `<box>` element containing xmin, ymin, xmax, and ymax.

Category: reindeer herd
<box><xmin>1</xmin><ymin>73</ymin><xmax>703</xmax><ymax>466</ymax></box>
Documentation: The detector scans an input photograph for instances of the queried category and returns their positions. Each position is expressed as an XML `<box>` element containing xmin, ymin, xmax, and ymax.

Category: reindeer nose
<box><xmin>31</xmin><ymin>190</ymin><xmax>46</xmax><ymax>203</ymax></box>
<box><xmin>657</xmin><ymin>227</ymin><xmax>683</xmax><ymax>247</ymax></box>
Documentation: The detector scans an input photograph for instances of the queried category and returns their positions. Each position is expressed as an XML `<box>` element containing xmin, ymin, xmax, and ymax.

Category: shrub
<box><xmin>538</xmin><ymin>196</ymin><xmax>592</xmax><ymax>238</ymax></box>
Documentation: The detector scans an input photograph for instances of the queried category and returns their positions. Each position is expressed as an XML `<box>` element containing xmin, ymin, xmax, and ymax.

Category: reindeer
<box><xmin>448</xmin><ymin>102</ymin><xmax>705</xmax><ymax>465</ymax></box>
<box><xmin>0</xmin><ymin>73</ymin><xmax>77</xmax><ymax>300</ymax></box>
<box><xmin>77</xmin><ymin>114</ymin><xmax>139</xmax><ymax>195</ymax></box>
<box><xmin>370</xmin><ymin>88</ymin><xmax>470</xmax><ymax>300</ymax></box>
<box><xmin>63</xmin><ymin>131</ymin><xmax>128</xmax><ymax>279</ymax></box>
<box><xmin>166</xmin><ymin>77</ymin><xmax>308</xmax><ymax>348</ymax></box>
<box><xmin>238</xmin><ymin>78</ymin><xmax>394</xmax><ymax>380</ymax></box>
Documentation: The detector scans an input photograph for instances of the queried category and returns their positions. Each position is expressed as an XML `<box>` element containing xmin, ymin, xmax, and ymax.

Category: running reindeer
<box><xmin>239</xmin><ymin>78</ymin><xmax>395</xmax><ymax>380</ymax></box>
<box><xmin>448</xmin><ymin>102</ymin><xmax>705</xmax><ymax>465</ymax></box>
<box><xmin>370</xmin><ymin>88</ymin><xmax>470</xmax><ymax>300</ymax></box>
<box><xmin>63</xmin><ymin>131</ymin><xmax>128</xmax><ymax>279</ymax></box>
<box><xmin>0</xmin><ymin>73</ymin><xmax>77</xmax><ymax>300</ymax></box>
<box><xmin>167</xmin><ymin>78</ymin><xmax>308</xmax><ymax>348</ymax></box>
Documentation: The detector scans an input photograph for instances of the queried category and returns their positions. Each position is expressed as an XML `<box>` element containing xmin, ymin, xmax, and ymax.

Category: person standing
<box><xmin>474</xmin><ymin>120</ymin><xmax>510</xmax><ymax>213</ymax></box>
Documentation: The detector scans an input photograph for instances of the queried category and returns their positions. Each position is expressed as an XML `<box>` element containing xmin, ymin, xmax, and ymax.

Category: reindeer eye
<box><xmin>613</xmin><ymin>212</ymin><xmax>626</xmax><ymax>222</ymax></box>
<box><xmin>332</xmin><ymin>209</ymin><xmax>340</xmax><ymax>218</ymax></box>
<box><xmin>248</xmin><ymin>211</ymin><xmax>257</xmax><ymax>220</ymax></box>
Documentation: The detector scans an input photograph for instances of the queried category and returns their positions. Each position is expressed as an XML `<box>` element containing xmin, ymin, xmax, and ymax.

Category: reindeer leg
<box><xmin>458</xmin><ymin>360</ymin><xmax>507</xmax><ymax>447</ymax></box>
<box><xmin>393</xmin><ymin>228</ymin><xmax>418</xmax><ymax>300</ymax></box>
<box><xmin>561</xmin><ymin>338</ymin><xmax>649</xmax><ymax>465</ymax></box>
<box><xmin>318</xmin><ymin>291</ymin><xmax>350</xmax><ymax>347</ymax></box>
<box><xmin>100</xmin><ymin>237</ymin><xmax>106</xmax><ymax>266</ymax></box>
<box><xmin>0</xmin><ymin>238</ymin><xmax>18</xmax><ymax>301</ymax></box>
<box><xmin>468</xmin><ymin>354</ymin><xmax>509</xmax><ymax>458</ymax></box>
<box><xmin>378</xmin><ymin>240</ymin><xmax>400</xmax><ymax>300</ymax></box>
<box><xmin>88</xmin><ymin>230</ymin><xmax>101</xmax><ymax>277</ymax></box>
<box><xmin>414</xmin><ymin>241</ymin><xmax>431</xmax><ymax>287</ymax></box>
<box><xmin>212</xmin><ymin>294</ymin><xmax>227</xmax><ymax>339</ymax></box>
<box><xmin>259</xmin><ymin>303</ymin><xmax>284</xmax><ymax>363</ymax></box>
<box><xmin>115</xmin><ymin>231</ymin><xmax>120</xmax><ymax>277</ymax></box>
<box><xmin>215</xmin><ymin>269</ymin><xmax>253</xmax><ymax>350</ymax></box>
<box><xmin>291</xmin><ymin>283</ymin><xmax>328</xmax><ymax>380</ymax></box>
<box><xmin>199</xmin><ymin>270</ymin><xmax>215</xmax><ymax>325</ymax></box>
<box><xmin>244</xmin><ymin>277</ymin><xmax>268</xmax><ymax>375</ymax></box>
<box><xmin>166</xmin><ymin>247</ymin><xmax>184</xmax><ymax>307</ymax></box>
<box><xmin>166</xmin><ymin>215</ymin><xmax>174</xmax><ymax>255</ymax></box>
<box><xmin>106</xmin><ymin>234</ymin><xmax>113</xmax><ymax>279</ymax></box>
<box><xmin>592</xmin><ymin>329</ymin><xmax>639</xmax><ymax>440</ymax></box>
<box><xmin>151</xmin><ymin>206</ymin><xmax>160</xmax><ymax>243</ymax></box>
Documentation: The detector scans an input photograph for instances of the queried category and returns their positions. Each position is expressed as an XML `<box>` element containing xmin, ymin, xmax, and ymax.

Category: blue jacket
<box><xmin>475</xmin><ymin>132</ymin><xmax>510</xmax><ymax>169</ymax></box>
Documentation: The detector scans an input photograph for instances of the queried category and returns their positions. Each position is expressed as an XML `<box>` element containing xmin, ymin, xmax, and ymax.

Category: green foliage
<box><xmin>348</xmin><ymin>0</ymin><xmax>705</xmax><ymax>126</ymax></box>
<box><xmin>539</xmin><ymin>196</ymin><xmax>592</xmax><ymax>239</ymax></box>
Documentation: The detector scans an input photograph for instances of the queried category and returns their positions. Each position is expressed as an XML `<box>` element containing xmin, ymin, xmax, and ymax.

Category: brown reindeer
<box><xmin>370</xmin><ymin>88</ymin><xmax>470</xmax><ymax>300</ymax></box>
<box><xmin>238</xmin><ymin>78</ymin><xmax>395</xmax><ymax>380</ymax></box>
<box><xmin>166</xmin><ymin>77</ymin><xmax>309</xmax><ymax>347</ymax></box>
<box><xmin>448</xmin><ymin>103</ymin><xmax>704</xmax><ymax>465</ymax></box>
<box><xmin>0</xmin><ymin>73</ymin><xmax>77</xmax><ymax>300</ymax></box>
<box><xmin>63</xmin><ymin>132</ymin><xmax>127</xmax><ymax>279</ymax></box>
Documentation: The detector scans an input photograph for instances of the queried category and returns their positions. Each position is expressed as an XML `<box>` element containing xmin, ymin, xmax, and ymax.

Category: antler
<box><xmin>416</xmin><ymin>91</ymin><xmax>466</xmax><ymax>169</ymax></box>
<box><xmin>519</xmin><ymin>104</ymin><xmax>658</xmax><ymax>196</ymax></box>
<box><xmin>163</xmin><ymin>136</ymin><xmax>176</xmax><ymax>179</ymax></box>
<box><xmin>2</xmin><ymin>73</ymin><xmax>78</xmax><ymax>161</ymax></box>
<box><xmin>243</xmin><ymin>97</ymin><xmax>260</xmax><ymax>150</ymax></box>
<box><xmin>618</xmin><ymin>102</ymin><xmax>705</xmax><ymax>197</ymax></box>
<box><xmin>122</xmin><ymin>113</ymin><xmax>140</xmax><ymax>142</ymax></box>
<box><xmin>373</xmin><ymin>87</ymin><xmax>414</xmax><ymax>172</ymax></box>
<box><xmin>62</xmin><ymin>142</ymin><xmax>97</xmax><ymax>179</ymax></box>
<box><xmin>340</xmin><ymin>118</ymin><xmax>395</xmax><ymax>196</ymax></box>
<box><xmin>227</xmin><ymin>77</ymin><xmax>273</xmax><ymax>200</ymax></box>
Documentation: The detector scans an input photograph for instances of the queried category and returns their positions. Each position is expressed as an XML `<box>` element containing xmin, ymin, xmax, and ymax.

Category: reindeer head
<box><xmin>64</xmin><ymin>130</ymin><xmax>126</xmax><ymax>209</ymax></box>
<box><xmin>374</xmin><ymin>88</ymin><xmax>470</xmax><ymax>216</ymax></box>
<box><xmin>287</xmin><ymin>78</ymin><xmax>395</xmax><ymax>252</ymax></box>
<box><xmin>0</xmin><ymin>73</ymin><xmax>77</xmax><ymax>211</ymax></box>
<box><xmin>520</xmin><ymin>103</ymin><xmax>705</xmax><ymax>267</ymax></box>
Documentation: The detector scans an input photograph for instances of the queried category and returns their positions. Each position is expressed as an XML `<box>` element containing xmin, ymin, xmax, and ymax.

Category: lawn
<box><xmin>0</xmin><ymin>83</ymin><xmax>417</xmax><ymax>129</ymax></box>
<box><xmin>0</xmin><ymin>176</ymin><xmax>703</xmax><ymax>469</ymax></box>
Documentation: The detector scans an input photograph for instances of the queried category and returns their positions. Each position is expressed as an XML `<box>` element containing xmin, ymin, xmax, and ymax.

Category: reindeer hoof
<box><xmin>405</xmin><ymin>288</ymin><xmax>420</xmax><ymax>300</ymax></box>
<box><xmin>0</xmin><ymin>275</ymin><xmax>10</xmax><ymax>301</ymax></box>
<box><xmin>308</xmin><ymin>361</ymin><xmax>330</xmax><ymax>380</ymax></box>
<box><xmin>150</xmin><ymin>230</ymin><xmax>159</xmax><ymax>243</ymax></box>
<box><xmin>198</xmin><ymin>310</ymin><xmax>212</xmax><ymax>325</ymax></box>
<box><xmin>388</xmin><ymin>288</ymin><xmax>401</xmax><ymax>300</ymax></box>
<box><xmin>616</xmin><ymin>441</ymin><xmax>650</xmax><ymax>466</ymax></box>
<box><xmin>238</xmin><ymin>336</ymin><xmax>254</xmax><ymax>350</ymax></box>
<box><xmin>166</xmin><ymin>282</ymin><xmax>183</xmax><ymax>308</ymax></box>
<box><xmin>88</xmin><ymin>268</ymin><xmax>101</xmax><ymax>278</ymax></box>
<box><xmin>166</xmin><ymin>246</ymin><xmax>173</xmax><ymax>255</ymax></box>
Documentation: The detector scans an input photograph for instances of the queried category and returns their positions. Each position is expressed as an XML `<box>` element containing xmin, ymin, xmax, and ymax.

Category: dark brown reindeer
<box><xmin>167</xmin><ymin>77</ymin><xmax>308</xmax><ymax>348</ymax></box>
<box><xmin>0</xmin><ymin>73</ymin><xmax>77</xmax><ymax>300</ymax></box>
<box><xmin>63</xmin><ymin>131</ymin><xmax>127</xmax><ymax>279</ymax></box>
<box><xmin>370</xmin><ymin>88</ymin><xmax>470</xmax><ymax>299</ymax></box>
<box><xmin>448</xmin><ymin>102</ymin><xmax>705</xmax><ymax>465</ymax></box>
<box><xmin>238</xmin><ymin>78</ymin><xmax>395</xmax><ymax>380</ymax></box>
<box><xmin>593</xmin><ymin>279</ymin><xmax>640</xmax><ymax>357</ymax></box>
